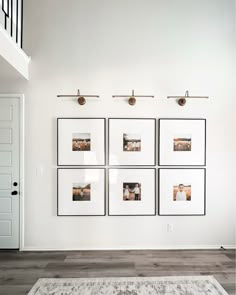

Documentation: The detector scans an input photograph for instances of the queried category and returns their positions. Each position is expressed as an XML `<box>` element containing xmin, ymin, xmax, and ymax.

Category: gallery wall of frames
<box><xmin>57</xmin><ymin>118</ymin><xmax>206</xmax><ymax>217</ymax></box>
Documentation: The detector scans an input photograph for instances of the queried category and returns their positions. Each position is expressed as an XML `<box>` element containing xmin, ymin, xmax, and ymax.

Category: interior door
<box><xmin>0</xmin><ymin>98</ymin><xmax>20</xmax><ymax>249</ymax></box>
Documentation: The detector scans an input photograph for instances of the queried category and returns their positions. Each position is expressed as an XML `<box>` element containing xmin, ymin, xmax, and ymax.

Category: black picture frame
<box><xmin>108</xmin><ymin>168</ymin><xmax>156</xmax><ymax>216</ymax></box>
<box><xmin>158</xmin><ymin>118</ymin><xmax>206</xmax><ymax>166</ymax></box>
<box><xmin>108</xmin><ymin>118</ymin><xmax>157</xmax><ymax>166</ymax></box>
<box><xmin>57</xmin><ymin>118</ymin><xmax>106</xmax><ymax>166</ymax></box>
<box><xmin>158</xmin><ymin>168</ymin><xmax>206</xmax><ymax>216</ymax></box>
<box><xmin>57</xmin><ymin>168</ymin><xmax>106</xmax><ymax>216</ymax></box>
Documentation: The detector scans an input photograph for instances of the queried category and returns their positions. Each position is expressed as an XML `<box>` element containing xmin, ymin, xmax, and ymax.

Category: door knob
<box><xmin>13</xmin><ymin>182</ymin><xmax>18</xmax><ymax>186</ymax></box>
<box><xmin>11</xmin><ymin>191</ymin><xmax>18</xmax><ymax>195</ymax></box>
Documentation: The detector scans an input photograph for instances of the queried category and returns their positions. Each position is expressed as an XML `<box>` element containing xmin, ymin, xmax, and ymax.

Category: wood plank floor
<box><xmin>0</xmin><ymin>249</ymin><xmax>235</xmax><ymax>295</ymax></box>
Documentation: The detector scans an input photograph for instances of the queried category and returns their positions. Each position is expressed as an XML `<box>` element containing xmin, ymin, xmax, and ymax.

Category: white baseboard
<box><xmin>21</xmin><ymin>245</ymin><xmax>236</xmax><ymax>251</ymax></box>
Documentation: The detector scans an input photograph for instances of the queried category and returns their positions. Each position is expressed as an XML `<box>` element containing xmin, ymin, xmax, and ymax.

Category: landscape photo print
<box><xmin>123</xmin><ymin>134</ymin><xmax>141</xmax><ymax>152</ymax></box>
<box><xmin>72</xmin><ymin>183</ymin><xmax>91</xmax><ymax>201</ymax></box>
<box><xmin>173</xmin><ymin>135</ymin><xmax>191</xmax><ymax>151</ymax></box>
<box><xmin>72</xmin><ymin>133</ymin><xmax>91</xmax><ymax>151</ymax></box>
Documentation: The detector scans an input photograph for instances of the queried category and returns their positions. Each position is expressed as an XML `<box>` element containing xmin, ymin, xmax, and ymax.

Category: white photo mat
<box><xmin>57</xmin><ymin>168</ymin><xmax>106</xmax><ymax>216</ymax></box>
<box><xmin>57</xmin><ymin>118</ymin><xmax>105</xmax><ymax>166</ymax></box>
<box><xmin>109</xmin><ymin>168</ymin><xmax>156</xmax><ymax>216</ymax></box>
<box><xmin>159</xmin><ymin>119</ymin><xmax>206</xmax><ymax>166</ymax></box>
<box><xmin>158</xmin><ymin>169</ymin><xmax>206</xmax><ymax>216</ymax></box>
<box><xmin>109</xmin><ymin>118</ymin><xmax>156</xmax><ymax>166</ymax></box>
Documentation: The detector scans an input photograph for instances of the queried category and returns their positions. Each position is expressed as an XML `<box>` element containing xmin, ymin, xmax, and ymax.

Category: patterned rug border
<box><xmin>28</xmin><ymin>275</ymin><xmax>228</xmax><ymax>295</ymax></box>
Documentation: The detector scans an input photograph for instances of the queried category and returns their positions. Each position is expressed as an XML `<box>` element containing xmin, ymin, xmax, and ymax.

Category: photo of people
<box><xmin>123</xmin><ymin>134</ymin><xmax>141</xmax><ymax>152</ymax></box>
<box><xmin>173</xmin><ymin>184</ymin><xmax>191</xmax><ymax>201</ymax></box>
<box><xmin>123</xmin><ymin>183</ymin><xmax>141</xmax><ymax>201</ymax></box>
<box><xmin>72</xmin><ymin>133</ymin><xmax>91</xmax><ymax>151</ymax></box>
<box><xmin>173</xmin><ymin>135</ymin><xmax>191</xmax><ymax>151</ymax></box>
<box><xmin>72</xmin><ymin>183</ymin><xmax>91</xmax><ymax>201</ymax></box>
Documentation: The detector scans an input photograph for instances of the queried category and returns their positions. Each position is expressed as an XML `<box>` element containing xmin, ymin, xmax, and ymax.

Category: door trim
<box><xmin>0</xmin><ymin>94</ymin><xmax>24</xmax><ymax>250</ymax></box>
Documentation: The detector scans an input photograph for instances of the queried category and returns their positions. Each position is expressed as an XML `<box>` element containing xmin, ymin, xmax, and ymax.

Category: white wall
<box><xmin>0</xmin><ymin>0</ymin><xmax>235</xmax><ymax>250</ymax></box>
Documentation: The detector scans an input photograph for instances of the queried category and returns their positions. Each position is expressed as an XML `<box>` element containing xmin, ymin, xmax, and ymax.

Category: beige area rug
<box><xmin>27</xmin><ymin>276</ymin><xmax>228</xmax><ymax>295</ymax></box>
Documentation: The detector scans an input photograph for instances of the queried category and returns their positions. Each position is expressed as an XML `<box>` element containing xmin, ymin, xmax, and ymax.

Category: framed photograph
<box><xmin>57</xmin><ymin>118</ymin><xmax>106</xmax><ymax>166</ymax></box>
<box><xmin>108</xmin><ymin>168</ymin><xmax>156</xmax><ymax>216</ymax></box>
<box><xmin>108</xmin><ymin>118</ymin><xmax>156</xmax><ymax>166</ymax></box>
<box><xmin>57</xmin><ymin>168</ymin><xmax>106</xmax><ymax>216</ymax></box>
<box><xmin>158</xmin><ymin>119</ymin><xmax>206</xmax><ymax>166</ymax></box>
<box><xmin>158</xmin><ymin>168</ymin><xmax>206</xmax><ymax>216</ymax></box>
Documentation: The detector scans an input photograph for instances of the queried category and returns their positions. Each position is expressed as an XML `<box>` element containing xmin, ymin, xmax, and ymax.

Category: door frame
<box><xmin>0</xmin><ymin>94</ymin><xmax>25</xmax><ymax>250</ymax></box>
